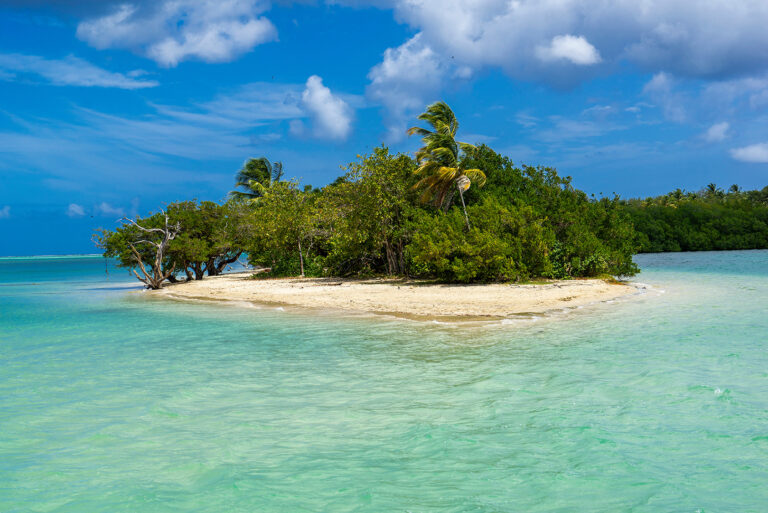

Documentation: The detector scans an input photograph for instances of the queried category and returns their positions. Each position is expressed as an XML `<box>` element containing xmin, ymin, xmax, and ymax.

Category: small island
<box><xmin>95</xmin><ymin>101</ymin><xmax>768</xmax><ymax>320</ymax></box>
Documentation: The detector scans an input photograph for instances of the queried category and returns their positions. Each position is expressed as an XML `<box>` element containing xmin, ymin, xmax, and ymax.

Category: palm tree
<box><xmin>229</xmin><ymin>157</ymin><xmax>284</xmax><ymax>201</ymax></box>
<box><xmin>705</xmin><ymin>182</ymin><xmax>725</xmax><ymax>197</ymax></box>
<box><xmin>407</xmin><ymin>101</ymin><xmax>485</xmax><ymax>229</ymax></box>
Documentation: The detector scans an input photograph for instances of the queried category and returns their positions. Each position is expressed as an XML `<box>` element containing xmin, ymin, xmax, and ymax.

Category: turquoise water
<box><xmin>1</xmin><ymin>252</ymin><xmax>767</xmax><ymax>512</ymax></box>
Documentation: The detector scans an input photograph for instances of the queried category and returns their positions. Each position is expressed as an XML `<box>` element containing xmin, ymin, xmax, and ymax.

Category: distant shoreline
<box><xmin>0</xmin><ymin>254</ymin><xmax>103</xmax><ymax>260</ymax></box>
<box><xmin>152</xmin><ymin>272</ymin><xmax>638</xmax><ymax>321</ymax></box>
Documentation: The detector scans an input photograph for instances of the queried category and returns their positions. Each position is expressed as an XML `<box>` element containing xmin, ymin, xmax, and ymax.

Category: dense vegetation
<box><xmin>96</xmin><ymin>148</ymin><xmax>639</xmax><ymax>287</ymax></box>
<box><xmin>624</xmin><ymin>184</ymin><xmax>768</xmax><ymax>252</ymax></box>
<box><xmin>96</xmin><ymin>101</ymin><xmax>768</xmax><ymax>289</ymax></box>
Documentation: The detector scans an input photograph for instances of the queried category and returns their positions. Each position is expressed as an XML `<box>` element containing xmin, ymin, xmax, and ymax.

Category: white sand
<box><xmin>153</xmin><ymin>272</ymin><xmax>635</xmax><ymax>320</ymax></box>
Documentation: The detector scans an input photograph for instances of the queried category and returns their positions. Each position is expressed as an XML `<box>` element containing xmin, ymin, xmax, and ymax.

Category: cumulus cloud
<box><xmin>67</xmin><ymin>203</ymin><xmax>86</xmax><ymax>217</ymax></box>
<box><xmin>0</xmin><ymin>205</ymin><xmax>10</xmax><ymax>219</ymax></box>
<box><xmin>365</xmin><ymin>0</ymin><xmax>768</xmax><ymax>127</ymax></box>
<box><xmin>300</xmin><ymin>75</ymin><xmax>353</xmax><ymax>141</ymax></box>
<box><xmin>367</xmin><ymin>34</ymin><xmax>449</xmax><ymax>140</ymax></box>
<box><xmin>0</xmin><ymin>53</ymin><xmax>158</xmax><ymax>89</ymax></box>
<box><xmin>76</xmin><ymin>0</ymin><xmax>277</xmax><ymax>67</ymax></box>
<box><xmin>731</xmin><ymin>143</ymin><xmax>768</xmax><ymax>163</ymax></box>
<box><xmin>536</xmin><ymin>35</ymin><xmax>601</xmax><ymax>65</ymax></box>
<box><xmin>703</xmin><ymin>122</ymin><xmax>729</xmax><ymax>142</ymax></box>
<box><xmin>95</xmin><ymin>202</ymin><xmax>125</xmax><ymax>217</ymax></box>
<box><xmin>384</xmin><ymin>0</ymin><xmax>768</xmax><ymax>80</ymax></box>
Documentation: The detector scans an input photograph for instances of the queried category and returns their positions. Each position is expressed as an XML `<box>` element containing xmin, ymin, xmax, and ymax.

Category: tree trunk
<box><xmin>384</xmin><ymin>236</ymin><xmax>396</xmax><ymax>275</ymax></box>
<box><xmin>212</xmin><ymin>251</ymin><xmax>242</xmax><ymax>275</ymax></box>
<box><xmin>203</xmin><ymin>257</ymin><xmax>216</xmax><ymax>277</ymax></box>
<box><xmin>442</xmin><ymin>189</ymin><xmax>456</xmax><ymax>212</ymax></box>
<box><xmin>298</xmin><ymin>238</ymin><xmax>305</xmax><ymax>277</ymax></box>
<box><xmin>124</xmin><ymin>212</ymin><xmax>180</xmax><ymax>289</ymax></box>
<box><xmin>457</xmin><ymin>183</ymin><xmax>471</xmax><ymax>230</ymax></box>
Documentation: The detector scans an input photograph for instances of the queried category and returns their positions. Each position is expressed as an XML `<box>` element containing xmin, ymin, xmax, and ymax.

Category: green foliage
<box><xmin>407</xmin><ymin>198</ymin><xmax>552</xmax><ymax>282</ymax></box>
<box><xmin>623</xmin><ymin>185</ymin><xmax>768</xmax><ymax>252</ymax></box>
<box><xmin>407</xmin><ymin>101</ymin><xmax>486</xmax><ymax>228</ymax></box>
<box><xmin>95</xmin><ymin>200</ymin><xmax>247</xmax><ymax>283</ymax></box>
<box><xmin>321</xmin><ymin>147</ymin><xmax>418</xmax><ymax>276</ymax></box>
<box><xmin>242</xmin><ymin>180</ymin><xmax>322</xmax><ymax>277</ymax></box>
<box><xmin>98</xmin><ymin>144</ymin><xmax>642</xmax><ymax>285</ymax></box>
<box><xmin>462</xmin><ymin>145</ymin><xmax>639</xmax><ymax>278</ymax></box>
<box><xmin>229</xmin><ymin>157</ymin><xmax>284</xmax><ymax>201</ymax></box>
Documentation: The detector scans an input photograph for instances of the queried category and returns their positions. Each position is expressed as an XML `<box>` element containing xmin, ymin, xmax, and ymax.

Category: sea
<box><xmin>1</xmin><ymin>251</ymin><xmax>767</xmax><ymax>512</ymax></box>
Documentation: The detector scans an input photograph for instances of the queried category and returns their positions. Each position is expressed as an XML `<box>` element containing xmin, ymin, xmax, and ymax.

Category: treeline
<box><xmin>623</xmin><ymin>184</ymin><xmax>768</xmax><ymax>252</ymax></box>
<box><xmin>96</xmin><ymin>144</ymin><xmax>639</xmax><ymax>287</ymax></box>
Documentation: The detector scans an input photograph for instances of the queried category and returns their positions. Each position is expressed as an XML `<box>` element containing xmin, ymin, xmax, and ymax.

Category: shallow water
<box><xmin>1</xmin><ymin>252</ymin><xmax>767</xmax><ymax>512</ymax></box>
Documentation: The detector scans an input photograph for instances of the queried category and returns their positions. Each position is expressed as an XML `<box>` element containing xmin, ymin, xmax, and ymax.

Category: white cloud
<box><xmin>300</xmin><ymin>75</ymin><xmax>353</xmax><ymax>141</ymax></box>
<box><xmin>731</xmin><ymin>143</ymin><xmax>768</xmax><ymax>163</ymax></box>
<box><xmin>701</xmin><ymin>75</ymin><xmax>768</xmax><ymax>113</ymax></box>
<box><xmin>76</xmin><ymin>0</ymin><xmax>277</xmax><ymax>67</ymax></box>
<box><xmin>0</xmin><ymin>206</ymin><xmax>9</xmax><ymax>219</ymax></box>
<box><xmin>95</xmin><ymin>202</ymin><xmax>125</xmax><ymax>217</ymax></box>
<box><xmin>289</xmin><ymin>119</ymin><xmax>305</xmax><ymax>136</ymax></box>
<box><xmin>0</xmin><ymin>78</ymin><xmax>362</xmax><ymax>201</ymax></box>
<box><xmin>384</xmin><ymin>0</ymin><xmax>768</xmax><ymax>80</ymax></box>
<box><xmin>158</xmin><ymin>81</ymin><xmax>305</xmax><ymax>128</ymax></box>
<box><xmin>624</xmin><ymin>102</ymin><xmax>654</xmax><ymax>114</ymax></box>
<box><xmin>536</xmin><ymin>35</ymin><xmax>601</xmax><ymax>65</ymax></box>
<box><xmin>0</xmin><ymin>53</ymin><xmax>158</xmax><ymax>89</ymax></box>
<box><xmin>703</xmin><ymin>122</ymin><xmax>729</xmax><ymax>142</ymax></box>
<box><xmin>515</xmin><ymin>112</ymin><xmax>539</xmax><ymax>128</ymax></box>
<box><xmin>67</xmin><ymin>203</ymin><xmax>86</xmax><ymax>217</ymax></box>
<box><xmin>370</xmin><ymin>0</ymin><xmax>760</xmax><ymax>127</ymax></box>
<box><xmin>367</xmin><ymin>34</ymin><xmax>450</xmax><ymax>140</ymax></box>
<box><xmin>63</xmin><ymin>81</ymin><xmax>307</xmax><ymax>161</ymax></box>
<box><xmin>362</xmin><ymin>0</ymin><xmax>768</xmax><ymax>124</ymax></box>
<box><xmin>642</xmin><ymin>72</ymin><xmax>687</xmax><ymax>122</ymax></box>
<box><xmin>534</xmin><ymin>116</ymin><xmax>626</xmax><ymax>143</ymax></box>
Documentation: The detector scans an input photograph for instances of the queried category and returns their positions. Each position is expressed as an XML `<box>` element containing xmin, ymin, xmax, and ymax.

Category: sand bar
<box><xmin>153</xmin><ymin>272</ymin><xmax>636</xmax><ymax>320</ymax></box>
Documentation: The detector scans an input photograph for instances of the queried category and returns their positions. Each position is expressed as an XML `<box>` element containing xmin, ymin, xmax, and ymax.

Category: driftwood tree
<box><xmin>123</xmin><ymin>212</ymin><xmax>181</xmax><ymax>289</ymax></box>
<box><xmin>96</xmin><ymin>200</ymin><xmax>253</xmax><ymax>287</ymax></box>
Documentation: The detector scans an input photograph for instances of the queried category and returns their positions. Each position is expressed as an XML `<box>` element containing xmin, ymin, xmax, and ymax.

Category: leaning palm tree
<box><xmin>229</xmin><ymin>157</ymin><xmax>284</xmax><ymax>201</ymax></box>
<box><xmin>407</xmin><ymin>101</ymin><xmax>485</xmax><ymax>229</ymax></box>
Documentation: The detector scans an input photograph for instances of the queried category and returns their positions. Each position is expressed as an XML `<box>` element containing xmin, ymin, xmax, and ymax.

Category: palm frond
<box><xmin>407</xmin><ymin>126</ymin><xmax>431</xmax><ymax>137</ymax></box>
<box><xmin>228</xmin><ymin>190</ymin><xmax>259</xmax><ymax>200</ymax></box>
<box><xmin>272</xmin><ymin>161</ymin><xmax>284</xmax><ymax>182</ymax></box>
<box><xmin>408</xmin><ymin>101</ymin><xmax>484</xmax><ymax>215</ymax></box>
<box><xmin>463</xmin><ymin>168</ymin><xmax>487</xmax><ymax>188</ymax></box>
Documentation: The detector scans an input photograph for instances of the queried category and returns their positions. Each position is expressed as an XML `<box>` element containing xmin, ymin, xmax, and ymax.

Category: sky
<box><xmin>1</xmin><ymin>0</ymin><xmax>768</xmax><ymax>255</ymax></box>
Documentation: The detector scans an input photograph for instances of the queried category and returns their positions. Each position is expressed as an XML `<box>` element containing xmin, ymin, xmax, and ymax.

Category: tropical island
<box><xmin>96</xmin><ymin>102</ymin><xmax>768</xmax><ymax>317</ymax></box>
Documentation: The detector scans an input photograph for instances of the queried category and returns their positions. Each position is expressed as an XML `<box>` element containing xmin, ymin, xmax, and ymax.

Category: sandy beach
<box><xmin>153</xmin><ymin>272</ymin><xmax>636</xmax><ymax>320</ymax></box>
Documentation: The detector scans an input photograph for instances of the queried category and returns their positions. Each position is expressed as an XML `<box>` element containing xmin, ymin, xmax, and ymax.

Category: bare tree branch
<box><xmin>124</xmin><ymin>212</ymin><xmax>181</xmax><ymax>289</ymax></box>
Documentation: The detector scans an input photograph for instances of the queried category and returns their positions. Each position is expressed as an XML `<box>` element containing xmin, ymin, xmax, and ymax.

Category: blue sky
<box><xmin>1</xmin><ymin>0</ymin><xmax>768</xmax><ymax>255</ymax></box>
